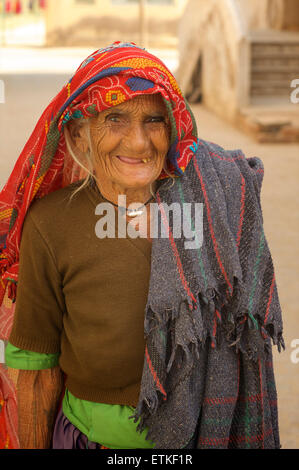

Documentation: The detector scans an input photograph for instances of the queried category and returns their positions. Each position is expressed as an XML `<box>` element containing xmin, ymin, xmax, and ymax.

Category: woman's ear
<box><xmin>66</xmin><ymin>120</ymin><xmax>89</xmax><ymax>155</ymax></box>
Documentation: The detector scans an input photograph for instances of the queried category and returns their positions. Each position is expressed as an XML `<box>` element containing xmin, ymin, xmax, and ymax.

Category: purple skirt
<box><xmin>52</xmin><ymin>405</ymin><xmax>197</xmax><ymax>449</ymax></box>
<box><xmin>52</xmin><ymin>407</ymin><xmax>108</xmax><ymax>449</ymax></box>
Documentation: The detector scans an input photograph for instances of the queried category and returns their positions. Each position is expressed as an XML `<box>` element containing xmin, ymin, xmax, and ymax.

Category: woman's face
<box><xmin>73</xmin><ymin>94</ymin><xmax>170</xmax><ymax>192</ymax></box>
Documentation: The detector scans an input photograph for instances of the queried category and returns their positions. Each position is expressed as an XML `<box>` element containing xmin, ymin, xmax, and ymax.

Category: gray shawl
<box><xmin>131</xmin><ymin>138</ymin><xmax>284</xmax><ymax>449</ymax></box>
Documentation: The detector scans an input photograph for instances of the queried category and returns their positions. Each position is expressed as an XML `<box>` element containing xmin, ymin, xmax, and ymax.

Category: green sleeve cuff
<box><xmin>5</xmin><ymin>342</ymin><xmax>60</xmax><ymax>370</ymax></box>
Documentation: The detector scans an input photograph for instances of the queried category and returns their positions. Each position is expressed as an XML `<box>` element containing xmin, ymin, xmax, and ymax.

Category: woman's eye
<box><xmin>105</xmin><ymin>115</ymin><xmax>122</xmax><ymax>123</ymax></box>
<box><xmin>147</xmin><ymin>116</ymin><xmax>166</xmax><ymax>123</ymax></box>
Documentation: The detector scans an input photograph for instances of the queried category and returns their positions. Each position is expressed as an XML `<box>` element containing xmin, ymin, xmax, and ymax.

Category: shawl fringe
<box><xmin>131</xmin><ymin>273</ymin><xmax>285</xmax><ymax>440</ymax></box>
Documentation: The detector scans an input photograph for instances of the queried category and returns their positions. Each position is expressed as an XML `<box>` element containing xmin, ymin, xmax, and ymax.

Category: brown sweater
<box><xmin>9</xmin><ymin>179</ymin><xmax>152</xmax><ymax>406</ymax></box>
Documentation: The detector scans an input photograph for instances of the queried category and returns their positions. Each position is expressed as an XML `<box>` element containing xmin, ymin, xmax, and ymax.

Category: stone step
<box><xmin>252</xmin><ymin>60</ymin><xmax>299</xmax><ymax>72</ymax></box>
<box><xmin>240</xmin><ymin>31</ymin><xmax>299</xmax><ymax>141</ymax></box>
<box><xmin>251</xmin><ymin>87</ymin><xmax>292</xmax><ymax>96</ymax></box>
<box><xmin>252</xmin><ymin>76</ymin><xmax>299</xmax><ymax>86</ymax></box>
<box><xmin>238</xmin><ymin>105</ymin><xmax>299</xmax><ymax>143</ymax></box>
<box><xmin>252</xmin><ymin>45</ymin><xmax>299</xmax><ymax>58</ymax></box>
<box><xmin>252</xmin><ymin>68</ymin><xmax>298</xmax><ymax>76</ymax></box>
<box><xmin>250</xmin><ymin>36</ymin><xmax>299</xmax><ymax>100</ymax></box>
<box><xmin>251</xmin><ymin>77</ymin><xmax>291</xmax><ymax>89</ymax></box>
<box><xmin>249</xmin><ymin>30</ymin><xmax>299</xmax><ymax>43</ymax></box>
<box><xmin>252</xmin><ymin>69</ymin><xmax>299</xmax><ymax>77</ymax></box>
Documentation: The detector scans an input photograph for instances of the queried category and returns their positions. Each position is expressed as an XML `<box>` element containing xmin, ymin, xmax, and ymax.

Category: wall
<box><xmin>45</xmin><ymin>0</ymin><xmax>188</xmax><ymax>47</ymax></box>
<box><xmin>235</xmin><ymin>0</ymin><xmax>285</xmax><ymax>30</ymax></box>
<box><xmin>282</xmin><ymin>0</ymin><xmax>299</xmax><ymax>31</ymax></box>
<box><xmin>178</xmin><ymin>0</ymin><xmax>246</xmax><ymax>121</ymax></box>
<box><xmin>178</xmin><ymin>0</ymin><xmax>299</xmax><ymax>124</ymax></box>
<box><xmin>235</xmin><ymin>0</ymin><xmax>299</xmax><ymax>31</ymax></box>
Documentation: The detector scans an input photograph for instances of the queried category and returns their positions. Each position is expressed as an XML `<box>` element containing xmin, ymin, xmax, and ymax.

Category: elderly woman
<box><xmin>0</xmin><ymin>42</ymin><xmax>284</xmax><ymax>449</ymax></box>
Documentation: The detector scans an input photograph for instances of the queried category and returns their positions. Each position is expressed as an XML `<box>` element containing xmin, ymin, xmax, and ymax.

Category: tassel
<box><xmin>166</xmin><ymin>347</ymin><xmax>176</xmax><ymax>373</ymax></box>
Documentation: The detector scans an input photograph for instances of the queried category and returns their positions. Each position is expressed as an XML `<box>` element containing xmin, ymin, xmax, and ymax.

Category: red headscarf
<box><xmin>0</xmin><ymin>43</ymin><xmax>198</xmax><ymax>448</ymax></box>
<box><xmin>0</xmin><ymin>42</ymin><xmax>198</xmax><ymax>317</ymax></box>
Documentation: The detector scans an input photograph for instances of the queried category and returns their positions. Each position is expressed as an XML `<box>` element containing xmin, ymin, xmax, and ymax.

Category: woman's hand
<box><xmin>7</xmin><ymin>366</ymin><xmax>64</xmax><ymax>449</ymax></box>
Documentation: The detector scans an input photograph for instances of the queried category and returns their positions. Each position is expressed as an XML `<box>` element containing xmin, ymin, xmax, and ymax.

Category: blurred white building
<box><xmin>45</xmin><ymin>0</ymin><xmax>188</xmax><ymax>48</ymax></box>
<box><xmin>178</xmin><ymin>0</ymin><xmax>299</xmax><ymax>142</ymax></box>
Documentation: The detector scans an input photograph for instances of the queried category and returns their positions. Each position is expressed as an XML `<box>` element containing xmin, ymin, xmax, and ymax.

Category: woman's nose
<box><xmin>124</xmin><ymin>121</ymin><xmax>150</xmax><ymax>154</ymax></box>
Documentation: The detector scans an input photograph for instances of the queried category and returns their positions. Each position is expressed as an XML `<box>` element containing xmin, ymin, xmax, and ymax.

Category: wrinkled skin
<box><xmin>69</xmin><ymin>94</ymin><xmax>170</xmax><ymax>207</ymax></box>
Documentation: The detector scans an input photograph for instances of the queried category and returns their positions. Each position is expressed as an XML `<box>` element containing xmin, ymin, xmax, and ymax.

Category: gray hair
<box><xmin>64</xmin><ymin>117</ymin><xmax>175</xmax><ymax>203</ymax></box>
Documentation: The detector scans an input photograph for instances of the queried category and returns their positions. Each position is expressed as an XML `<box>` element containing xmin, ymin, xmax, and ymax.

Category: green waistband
<box><xmin>63</xmin><ymin>388</ymin><xmax>155</xmax><ymax>449</ymax></box>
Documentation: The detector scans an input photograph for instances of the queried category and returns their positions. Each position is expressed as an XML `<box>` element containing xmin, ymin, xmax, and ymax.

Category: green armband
<box><xmin>5</xmin><ymin>342</ymin><xmax>59</xmax><ymax>370</ymax></box>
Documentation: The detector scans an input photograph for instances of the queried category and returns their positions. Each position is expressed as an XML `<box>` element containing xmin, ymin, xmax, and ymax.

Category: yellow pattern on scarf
<box><xmin>112</xmin><ymin>58</ymin><xmax>182</xmax><ymax>96</ymax></box>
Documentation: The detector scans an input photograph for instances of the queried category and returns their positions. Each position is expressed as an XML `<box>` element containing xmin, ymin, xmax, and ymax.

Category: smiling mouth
<box><xmin>116</xmin><ymin>156</ymin><xmax>152</xmax><ymax>164</ymax></box>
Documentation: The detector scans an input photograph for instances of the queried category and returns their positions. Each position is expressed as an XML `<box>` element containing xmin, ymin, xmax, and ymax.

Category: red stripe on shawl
<box><xmin>192</xmin><ymin>157</ymin><xmax>233</xmax><ymax>295</ymax></box>
<box><xmin>198</xmin><ymin>428</ymin><xmax>273</xmax><ymax>447</ymax></box>
<box><xmin>208</xmin><ymin>150</ymin><xmax>244</xmax><ymax>163</ymax></box>
<box><xmin>264</xmin><ymin>273</ymin><xmax>275</xmax><ymax>325</ymax></box>
<box><xmin>211</xmin><ymin>309</ymin><xmax>221</xmax><ymax>348</ymax></box>
<box><xmin>145</xmin><ymin>345</ymin><xmax>167</xmax><ymax>400</ymax></box>
<box><xmin>156</xmin><ymin>192</ymin><xmax>196</xmax><ymax>307</ymax></box>
<box><xmin>204</xmin><ymin>393</ymin><xmax>268</xmax><ymax>405</ymax></box>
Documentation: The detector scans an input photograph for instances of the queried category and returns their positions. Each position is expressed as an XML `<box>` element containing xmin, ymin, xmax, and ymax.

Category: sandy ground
<box><xmin>0</xmin><ymin>52</ymin><xmax>298</xmax><ymax>448</ymax></box>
